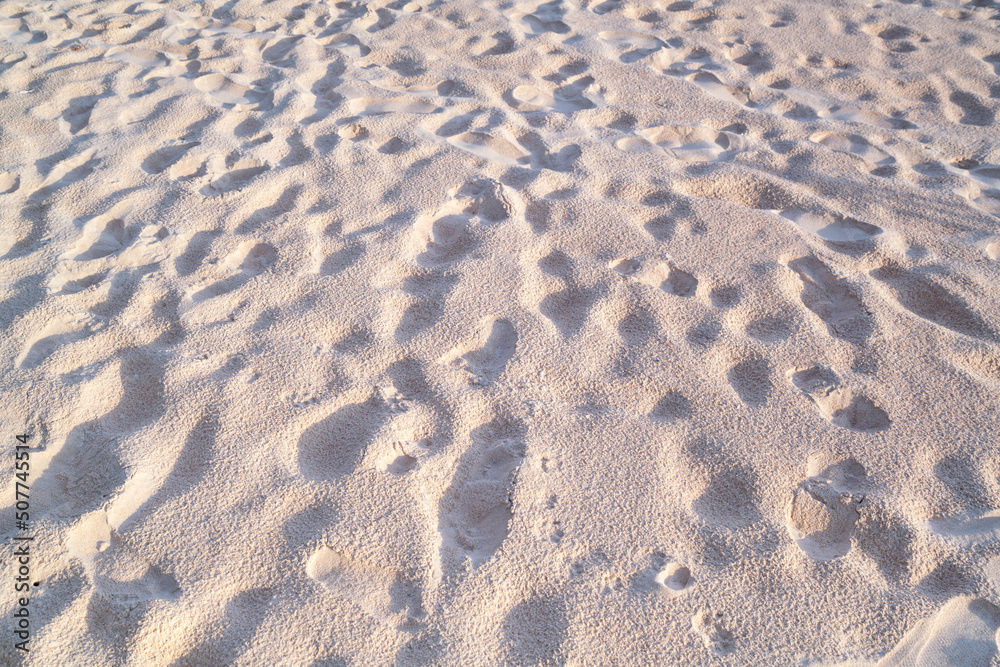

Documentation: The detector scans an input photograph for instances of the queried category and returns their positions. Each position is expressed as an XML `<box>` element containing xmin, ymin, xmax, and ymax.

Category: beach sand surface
<box><xmin>1</xmin><ymin>0</ymin><xmax>1000</xmax><ymax>663</ymax></box>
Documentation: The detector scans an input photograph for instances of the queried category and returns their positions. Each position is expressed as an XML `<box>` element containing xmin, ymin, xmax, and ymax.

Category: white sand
<box><xmin>1</xmin><ymin>0</ymin><xmax>999</xmax><ymax>663</ymax></box>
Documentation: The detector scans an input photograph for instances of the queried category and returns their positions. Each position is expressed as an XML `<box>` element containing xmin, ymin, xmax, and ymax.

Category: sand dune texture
<box><xmin>1</xmin><ymin>0</ymin><xmax>1000</xmax><ymax>663</ymax></box>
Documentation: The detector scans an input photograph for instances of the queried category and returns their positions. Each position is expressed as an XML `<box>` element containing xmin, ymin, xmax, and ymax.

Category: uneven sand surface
<box><xmin>1</xmin><ymin>0</ymin><xmax>1000</xmax><ymax>663</ymax></box>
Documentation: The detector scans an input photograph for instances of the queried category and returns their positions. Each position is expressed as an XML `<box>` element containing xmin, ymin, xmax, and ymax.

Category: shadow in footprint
<box><xmin>321</xmin><ymin>243</ymin><xmax>364</xmax><ymax>276</ymax></box>
<box><xmin>459</xmin><ymin>318</ymin><xmax>518</xmax><ymax>383</ymax></box>
<box><xmin>236</xmin><ymin>186</ymin><xmax>302</xmax><ymax>235</ymax></box>
<box><xmin>174</xmin><ymin>230</ymin><xmax>220</xmax><ymax>277</ymax></box>
<box><xmin>142</xmin><ymin>142</ymin><xmax>201</xmax><ymax>175</ymax></box>
<box><xmin>728</xmin><ymin>356</ymin><xmax>772</xmax><ymax>405</ymax></box>
<box><xmin>950</xmin><ymin>91</ymin><xmax>994</xmax><ymax>126</ymax></box>
<box><xmin>789</xmin><ymin>366</ymin><xmax>890</xmax><ymax>432</ymax></box>
<box><xmin>503</xmin><ymin>597</ymin><xmax>569</xmax><ymax>665</ymax></box>
<box><xmin>878</xmin><ymin>597</ymin><xmax>1000</xmax><ymax>665</ymax></box>
<box><xmin>395</xmin><ymin>271</ymin><xmax>459</xmax><ymax>342</ymax></box>
<box><xmin>683</xmin><ymin>437</ymin><xmax>762</xmax><ymax>529</ymax></box>
<box><xmin>934</xmin><ymin>453</ymin><xmax>994</xmax><ymax>510</ymax></box>
<box><xmin>168</xmin><ymin>588</ymin><xmax>274</xmax><ymax>666</ymax></box>
<box><xmin>394</xmin><ymin>630</ymin><xmax>445</xmax><ymax>666</ymax></box>
<box><xmin>686</xmin><ymin>318</ymin><xmax>721</xmax><ymax>349</ymax></box>
<box><xmin>19</xmin><ymin>327</ymin><xmax>94</xmax><ymax>370</ymax></box>
<box><xmin>191</xmin><ymin>243</ymin><xmax>276</xmax><ymax>302</ymax></box>
<box><xmin>540</xmin><ymin>286</ymin><xmax>601</xmax><ymax>337</ymax></box>
<box><xmin>650</xmin><ymin>390</ymin><xmax>693</xmax><ymax>422</ymax></box>
<box><xmin>34</xmin><ymin>347</ymin><xmax>166</xmax><ymax>518</ymax></box>
<box><xmin>297</xmin><ymin>393</ymin><xmax>388</xmax><ymax>481</ymax></box>
<box><xmin>870</xmin><ymin>264</ymin><xmax>996</xmax><ymax>341</ymax></box>
<box><xmin>854</xmin><ymin>506</ymin><xmax>914</xmax><ymax>584</ymax></box>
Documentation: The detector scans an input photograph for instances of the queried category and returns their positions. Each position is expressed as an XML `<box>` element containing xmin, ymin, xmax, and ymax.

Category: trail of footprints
<box><xmin>5</xmin><ymin>0</ymin><xmax>997</xmax><ymax>223</ymax></box>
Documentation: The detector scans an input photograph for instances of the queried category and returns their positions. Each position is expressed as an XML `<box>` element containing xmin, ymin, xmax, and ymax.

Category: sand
<box><xmin>1</xmin><ymin>0</ymin><xmax>999</xmax><ymax>663</ymax></box>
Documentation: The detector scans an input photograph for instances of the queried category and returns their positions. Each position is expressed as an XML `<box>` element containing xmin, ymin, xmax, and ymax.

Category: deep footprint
<box><xmin>789</xmin><ymin>366</ymin><xmax>890</xmax><ymax>432</ymax></box>
<box><xmin>788</xmin><ymin>256</ymin><xmax>872</xmax><ymax>344</ymax></box>
<box><xmin>787</xmin><ymin>449</ymin><xmax>867</xmax><ymax>561</ymax></box>
<box><xmin>297</xmin><ymin>394</ymin><xmax>389</xmax><ymax>480</ymax></box>
<box><xmin>438</xmin><ymin>423</ymin><xmax>526</xmax><ymax>566</ymax></box>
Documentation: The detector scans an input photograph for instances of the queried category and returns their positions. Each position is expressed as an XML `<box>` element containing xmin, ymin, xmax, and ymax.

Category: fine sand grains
<box><xmin>1</xmin><ymin>0</ymin><xmax>999</xmax><ymax>663</ymax></box>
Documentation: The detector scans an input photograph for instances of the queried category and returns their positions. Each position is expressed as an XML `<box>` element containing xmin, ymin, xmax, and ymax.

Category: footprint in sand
<box><xmin>708</xmin><ymin>283</ymin><xmax>741</xmax><ymax>309</ymax></box>
<box><xmin>788</xmin><ymin>366</ymin><xmax>890</xmax><ymax>432</ymax></box>
<box><xmin>189</xmin><ymin>242</ymin><xmax>276</xmax><ymax>302</ymax></box>
<box><xmin>613</xmin><ymin>258</ymin><xmax>697</xmax><ymax>296</ymax></box>
<box><xmin>744</xmin><ymin>314</ymin><xmax>793</xmax><ymax>342</ymax></box>
<box><xmin>630</xmin><ymin>125</ymin><xmax>746</xmax><ymax>162</ymax></box>
<box><xmin>29</xmin><ymin>147</ymin><xmax>100</xmax><ymax>204</ymax></box>
<box><xmin>306</xmin><ymin>546</ymin><xmax>424</xmax><ymax>631</ymax></box>
<box><xmin>317</xmin><ymin>32</ymin><xmax>371</xmax><ymax>58</ymax></box>
<box><xmin>410</xmin><ymin>211</ymin><xmax>476</xmax><ymax>267</ymax></box>
<box><xmin>946</xmin><ymin>88</ymin><xmax>995</xmax><ymax>128</ymax></box>
<box><xmin>440</xmin><ymin>317</ymin><xmax>518</xmax><ymax>385</ymax></box>
<box><xmin>691</xmin><ymin>610</ymin><xmax>734</xmax><ymax>655</ymax></box>
<box><xmin>107</xmin><ymin>46</ymin><xmax>171</xmax><ymax>69</ymax></box>
<box><xmin>682</xmin><ymin>169</ymin><xmax>799</xmax><ymax>211</ymax></box>
<box><xmin>37</xmin><ymin>95</ymin><xmax>99</xmax><ymax>136</ymax></box>
<box><xmin>65</xmin><ymin>215</ymin><xmax>128</xmax><ymax>261</ymax></box>
<box><xmin>49</xmin><ymin>218</ymin><xmax>177</xmax><ymax>294</ymax></box>
<box><xmin>539</xmin><ymin>284</ymin><xmax>601</xmax><ymax>337</ymax></box>
<box><xmin>31</xmin><ymin>350</ymin><xmax>166</xmax><ymax>517</ymax></box>
<box><xmin>650</xmin><ymin>390</ymin><xmax>693</xmax><ymax>422</ymax></box>
<box><xmin>598</xmin><ymin>31</ymin><xmax>665</xmax><ymax>62</ymax></box>
<box><xmin>777</xmin><ymin>209</ymin><xmax>882</xmax><ymax>244</ymax></box>
<box><xmin>376</xmin><ymin>427</ymin><xmax>433</xmax><ymax>475</ymax></box>
<box><xmin>809</xmin><ymin>131</ymin><xmax>895</xmax><ymax>165</ymax></box>
<box><xmin>0</xmin><ymin>171</ymin><xmax>19</xmax><ymax>194</ymax></box>
<box><xmin>142</xmin><ymin>142</ymin><xmax>201</xmax><ymax>175</ymax></box>
<box><xmin>447</xmin><ymin>131</ymin><xmax>531</xmax><ymax>166</ymax></box>
<box><xmin>786</xmin><ymin>256</ymin><xmax>872</xmax><ymax>344</ymax></box>
<box><xmin>662</xmin><ymin>264</ymin><xmax>698</xmax><ymax>297</ymax></box>
<box><xmin>67</xmin><ymin>510</ymin><xmax>181</xmax><ymax>606</ymax></box>
<box><xmin>16</xmin><ymin>312</ymin><xmax>104</xmax><ymax>370</ymax></box>
<box><xmin>536</xmin><ymin>251</ymin><xmax>602</xmax><ymax>337</ymax></box>
<box><xmin>949</xmin><ymin>345</ymin><xmax>1000</xmax><ymax>386</ymax></box>
<box><xmin>374</xmin><ymin>78</ymin><xmax>461</xmax><ymax>98</ymax></box>
<box><xmin>786</xmin><ymin>448</ymin><xmax>868</xmax><ymax>560</ymax></box>
<box><xmin>200</xmin><ymin>157</ymin><xmax>270</xmax><ymax>197</ymax></box>
<box><xmin>348</xmin><ymin>97</ymin><xmax>439</xmax><ymax>115</ymax></box>
<box><xmin>954</xmin><ymin>161</ymin><xmax>1000</xmax><ymax>191</ymax></box>
<box><xmin>394</xmin><ymin>270</ymin><xmax>459</xmax><ymax>342</ymax></box>
<box><xmin>438</xmin><ymin>425</ymin><xmax>526</xmax><ymax>567</ymax></box>
<box><xmin>502</xmin><ymin>597</ymin><xmax>569</xmax><ymax>665</ymax></box>
<box><xmin>261</xmin><ymin>35</ymin><xmax>307</xmax><ymax>67</ymax></box>
<box><xmin>507</xmin><ymin>1</ymin><xmax>570</xmax><ymax>35</ymax></box>
<box><xmin>728</xmin><ymin>355</ymin><xmax>772</xmax><ymax>406</ymax></box>
<box><xmin>454</xmin><ymin>178</ymin><xmax>518</xmax><ymax>222</ymax></box>
<box><xmin>193</xmin><ymin>73</ymin><xmax>272</xmax><ymax>110</ymax></box>
<box><xmin>682</xmin><ymin>71</ymin><xmax>753</xmax><ymax>106</ymax></box>
<box><xmin>297</xmin><ymin>392</ymin><xmax>390</xmax><ymax>481</ymax></box>
<box><xmin>667</xmin><ymin>436</ymin><xmax>761</xmax><ymax>528</ymax></box>
<box><xmin>409</xmin><ymin>179</ymin><xmax>515</xmax><ymax>267</ymax></box>
<box><xmin>869</xmin><ymin>263</ymin><xmax>997</xmax><ymax>341</ymax></box>
<box><xmin>0</xmin><ymin>17</ymin><xmax>46</xmax><ymax>44</ymax></box>
<box><xmin>510</xmin><ymin>83</ymin><xmax>595</xmax><ymax>113</ymax></box>
<box><xmin>655</xmin><ymin>562</ymin><xmax>692</xmax><ymax>592</ymax></box>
